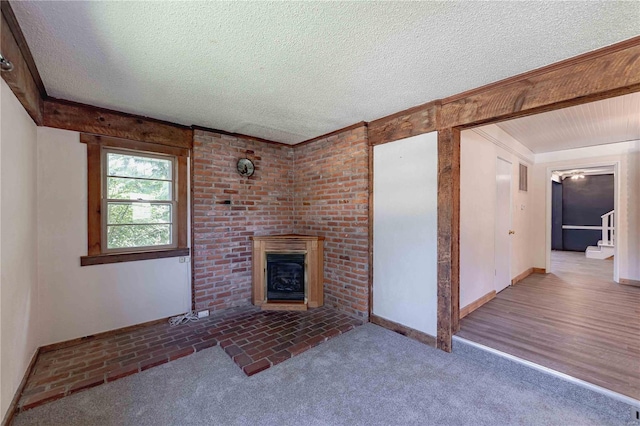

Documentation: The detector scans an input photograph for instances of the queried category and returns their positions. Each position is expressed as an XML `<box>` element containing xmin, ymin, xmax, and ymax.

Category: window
<box><xmin>104</xmin><ymin>149</ymin><xmax>176</xmax><ymax>251</ymax></box>
<box><xmin>81</xmin><ymin>134</ymin><xmax>189</xmax><ymax>266</ymax></box>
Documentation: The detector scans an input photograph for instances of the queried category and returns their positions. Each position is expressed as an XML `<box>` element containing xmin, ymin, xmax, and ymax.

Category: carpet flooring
<box><xmin>13</xmin><ymin>323</ymin><xmax>637</xmax><ymax>426</ymax></box>
<box><xmin>19</xmin><ymin>306</ymin><xmax>363</xmax><ymax>411</ymax></box>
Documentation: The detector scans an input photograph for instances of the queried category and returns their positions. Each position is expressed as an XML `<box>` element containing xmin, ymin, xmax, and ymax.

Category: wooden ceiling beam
<box><xmin>44</xmin><ymin>98</ymin><xmax>193</xmax><ymax>149</ymax></box>
<box><xmin>0</xmin><ymin>0</ymin><xmax>194</xmax><ymax>148</ymax></box>
<box><xmin>367</xmin><ymin>101</ymin><xmax>439</xmax><ymax>146</ymax></box>
<box><xmin>1</xmin><ymin>4</ymin><xmax>43</xmax><ymax>124</ymax></box>
<box><xmin>366</xmin><ymin>35</ymin><xmax>640</xmax><ymax>147</ymax></box>
<box><xmin>440</xmin><ymin>37</ymin><xmax>640</xmax><ymax>129</ymax></box>
<box><xmin>1</xmin><ymin>1</ymin><xmax>45</xmax><ymax>95</ymax></box>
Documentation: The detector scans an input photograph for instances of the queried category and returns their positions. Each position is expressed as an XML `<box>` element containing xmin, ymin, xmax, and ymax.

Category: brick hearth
<box><xmin>18</xmin><ymin>306</ymin><xmax>362</xmax><ymax>412</ymax></box>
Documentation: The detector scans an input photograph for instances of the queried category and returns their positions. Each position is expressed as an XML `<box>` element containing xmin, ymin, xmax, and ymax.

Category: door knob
<box><xmin>508</xmin><ymin>230</ymin><xmax>515</xmax><ymax>235</ymax></box>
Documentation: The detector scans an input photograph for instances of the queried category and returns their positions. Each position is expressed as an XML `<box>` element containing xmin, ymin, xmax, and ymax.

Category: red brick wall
<box><xmin>192</xmin><ymin>130</ymin><xmax>295</xmax><ymax>311</ymax></box>
<box><xmin>293</xmin><ymin>126</ymin><xmax>370</xmax><ymax>319</ymax></box>
<box><xmin>192</xmin><ymin>126</ymin><xmax>370</xmax><ymax>319</ymax></box>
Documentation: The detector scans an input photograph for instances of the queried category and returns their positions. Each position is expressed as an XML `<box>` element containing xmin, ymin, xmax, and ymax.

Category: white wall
<box><xmin>532</xmin><ymin>141</ymin><xmax>640</xmax><ymax>281</ymax></box>
<box><xmin>373</xmin><ymin>132</ymin><xmax>438</xmax><ymax>336</ymax></box>
<box><xmin>1</xmin><ymin>80</ymin><xmax>40</xmax><ymax>417</ymax></box>
<box><xmin>37</xmin><ymin>127</ymin><xmax>192</xmax><ymax>345</ymax></box>
<box><xmin>460</xmin><ymin>126</ymin><xmax>535</xmax><ymax>308</ymax></box>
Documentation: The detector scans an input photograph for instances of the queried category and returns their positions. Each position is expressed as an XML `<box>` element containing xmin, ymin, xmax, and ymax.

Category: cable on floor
<box><xmin>169</xmin><ymin>311</ymin><xmax>200</xmax><ymax>327</ymax></box>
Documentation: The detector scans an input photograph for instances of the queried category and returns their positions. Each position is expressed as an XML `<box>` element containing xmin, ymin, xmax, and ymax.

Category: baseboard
<box><xmin>511</xmin><ymin>267</ymin><xmax>546</xmax><ymax>285</ymax></box>
<box><xmin>1</xmin><ymin>348</ymin><xmax>40</xmax><ymax>426</ymax></box>
<box><xmin>370</xmin><ymin>314</ymin><xmax>436</xmax><ymax>347</ymax></box>
<box><xmin>619</xmin><ymin>278</ymin><xmax>640</xmax><ymax>287</ymax></box>
<box><xmin>40</xmin><ymin>315</ymin><xmax>173</xmax><ymax>353</ymax></box>
<box><xmin>460</xmin><ymin>290</ymin><xmax>496</xmax><ymax>319</ymax></box>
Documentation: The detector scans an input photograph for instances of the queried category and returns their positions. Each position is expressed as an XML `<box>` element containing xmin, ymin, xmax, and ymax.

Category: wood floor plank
<box><xmin>458</xmin><ymin>251</ymin><xmax>640</xmax><ymax>401</ymax></box>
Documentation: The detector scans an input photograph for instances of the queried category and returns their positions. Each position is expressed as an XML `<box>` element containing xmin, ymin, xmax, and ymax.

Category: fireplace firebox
<box><xmin>266</xmin><ymin>253</ymin><xmax>305</xmax><ymax>301</ymax></box>
<box><xmin>251</xmin><ymin>235</ymin><xmax>324</xmax><ymax>311</ymax></box>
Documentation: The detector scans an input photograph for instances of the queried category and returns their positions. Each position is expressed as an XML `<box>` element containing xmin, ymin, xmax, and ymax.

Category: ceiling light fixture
<box><xmin>0</xmin><ymin>53</ymin><xmax>13</xmax><ymax>72</ymax></box>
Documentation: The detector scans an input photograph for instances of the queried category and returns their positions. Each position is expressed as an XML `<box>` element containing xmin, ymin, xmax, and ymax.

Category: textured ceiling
<box><xmin>497</xmin><ymin>92</ymin><xmax>640</xmax><ymax>154</ymax></box>
<box><xmin>11</xmin><ymin>1</ymin><xmax>640</xmax><ymax>144</ymax></box>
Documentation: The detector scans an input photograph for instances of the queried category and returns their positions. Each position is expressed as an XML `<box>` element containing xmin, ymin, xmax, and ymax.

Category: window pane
<box><xmin>107</xmin><ymin>177</ymin><xmax>171</xmax><ymax>201</ymax></box>
<box><xmin>107</xmin><ymin>224</ymin><xmax>171</xmax><ymax>249</ymax></box>
<box><xmin>107</xmin><ymin>203</ymin><xmax>172</xmax><ymax>225</ymax></box>
<box><xmin>107</xmin><ymin>153</ymin><xmax>172</xmax><ymax>180</ymax></box>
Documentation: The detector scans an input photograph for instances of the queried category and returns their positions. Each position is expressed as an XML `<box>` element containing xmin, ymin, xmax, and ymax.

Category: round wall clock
<box><xmin>236</xmin><ymin>158</ymin><xmax>255</xmax><ymax>177</ymax></box>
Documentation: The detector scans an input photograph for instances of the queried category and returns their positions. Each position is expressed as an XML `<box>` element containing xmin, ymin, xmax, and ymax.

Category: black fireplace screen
<box><xmin>266</xmin><ymin>253</ymin><xmax>305</xmax><ymax>301</ymax></box>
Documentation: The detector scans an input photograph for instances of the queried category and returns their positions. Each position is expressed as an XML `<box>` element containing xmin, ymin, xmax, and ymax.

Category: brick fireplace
<box><xmin>192</xmin><ymin>126</ymin><xmax>369</xmax><ymax>319</ymax></box>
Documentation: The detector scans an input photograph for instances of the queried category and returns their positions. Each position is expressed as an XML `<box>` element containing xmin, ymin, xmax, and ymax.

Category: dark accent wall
<box><xmin>551</xmin><ymin>181</ymin><xmax>563</xmax><ymax>250</ymax></box>
<box><xmin>562</xmin><ymin>174</ymin><xmax>614</xmax><ymax>252</ymax></box>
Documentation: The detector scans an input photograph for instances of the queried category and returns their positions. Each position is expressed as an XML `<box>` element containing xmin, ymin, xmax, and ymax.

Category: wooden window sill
<box><xmin>80</xmin><ymin>248</ymin><xmax>190</xmax><ymax>266</ymax></box>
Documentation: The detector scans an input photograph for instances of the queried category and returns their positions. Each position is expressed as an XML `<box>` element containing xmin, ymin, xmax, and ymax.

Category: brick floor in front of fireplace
<box><xmin>18</xmin><ymin>306</ymin><xmax>363</xmax><ymax>412</ymax></box>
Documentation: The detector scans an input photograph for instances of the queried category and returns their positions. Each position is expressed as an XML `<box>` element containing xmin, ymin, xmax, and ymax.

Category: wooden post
<box><xmin>436</xmin><ymin>128</ymin><xmax>460</xmax><ymax>352</ymax></box>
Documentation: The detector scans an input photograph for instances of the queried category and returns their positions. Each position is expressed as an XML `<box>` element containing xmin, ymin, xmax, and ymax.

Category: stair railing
<box><xmin>601</xmin><ymin>210</ymin><xmax>614</xmax><ymax>246</ymax></box>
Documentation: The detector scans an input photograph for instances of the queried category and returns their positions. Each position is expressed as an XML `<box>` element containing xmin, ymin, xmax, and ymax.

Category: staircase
<box><xmin>585</xmin><ymin>210</ymin><xmax>614</xmax><ymax>259</ymax></box>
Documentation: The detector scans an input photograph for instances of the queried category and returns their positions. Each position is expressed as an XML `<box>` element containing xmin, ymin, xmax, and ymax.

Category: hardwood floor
<box><xmin>457</xmin><ymin>251</ymin><xmax>640</xmax><ymax>401</ymax></box>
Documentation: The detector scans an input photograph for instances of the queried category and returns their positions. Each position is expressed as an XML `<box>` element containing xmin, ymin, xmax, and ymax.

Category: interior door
<box><xmin>495</xmin><ymin>157</ymin><xmax>512</xmax><ymax>293</ymax></box>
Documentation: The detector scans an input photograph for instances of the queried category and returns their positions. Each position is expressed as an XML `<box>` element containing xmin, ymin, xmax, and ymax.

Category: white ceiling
<box><xmin>496</xmin><ymin>92</ymin><xmax>640</xmax><ymax>154</ymax></box>
<box><xmin>11</xmin><ymin>1</ymin><xmax>640</xmax><ymax>144</ymax></box>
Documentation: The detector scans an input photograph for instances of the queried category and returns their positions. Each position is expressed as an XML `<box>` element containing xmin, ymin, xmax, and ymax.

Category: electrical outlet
<box><xmin>197</xmin><ymin>310</ymin><xmax>209</xmax><ymax>319</ymax></box>
<box><xmin>179</xmin><ymin>257</ymin><xmax>186</xmax><ymax>263</ymax></box>
<box><xmin>179</xmin><ymin>257</ymin><xmax>191</xmax><ymax>263</ymax></box>
<box><xmin>632</xmin><ymin>407</ymin><xmax>640</xmax><ymax>422</ymax></box>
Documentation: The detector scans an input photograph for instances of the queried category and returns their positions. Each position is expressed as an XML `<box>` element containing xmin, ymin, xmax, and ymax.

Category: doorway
<box><xmin>546</xmin><ymin>163</ymin><xmax>619</xmax><ymax>282</ymax></box>
<box><xmin>457</xmin><ymin>92</ymin><xmax>639</xmax><ymax>402</ymax></box>
<box><xmin>494</xmin><ymin>157</ymin><xmax>512</xmax><ymax>293</ymax></box>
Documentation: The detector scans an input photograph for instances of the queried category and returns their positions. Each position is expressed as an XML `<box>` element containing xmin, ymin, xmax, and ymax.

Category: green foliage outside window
<box><xmin>105</xmin><ymin>152</ymin><xmax>174</xmax><ymax>250</ymax></box>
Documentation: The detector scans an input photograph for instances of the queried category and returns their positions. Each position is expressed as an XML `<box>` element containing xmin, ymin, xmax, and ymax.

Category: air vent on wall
<box><xmin>519</xmin><ymin>163</ymin><xmax>528</xmax><ymax>192</ymax></box>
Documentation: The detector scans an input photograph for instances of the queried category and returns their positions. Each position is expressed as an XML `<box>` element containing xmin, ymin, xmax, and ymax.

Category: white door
<box><xmin>495</xmin><ymin>158</ymin><xmax>512</xmax><ymax>293</ymax></box>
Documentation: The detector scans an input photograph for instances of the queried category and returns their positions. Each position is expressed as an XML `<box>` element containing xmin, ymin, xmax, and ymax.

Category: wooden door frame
<box><xmin>368</xmin><ymin>36</ymin><xmax>640</xmax><ymax>352</ymax></box>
